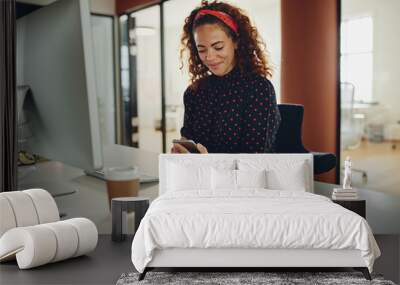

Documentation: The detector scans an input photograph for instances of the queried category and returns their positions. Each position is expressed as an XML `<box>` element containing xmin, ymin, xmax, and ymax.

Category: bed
<box><xmin>131</xmin><ymin>154</ymin><xmax>380</xmax><ymax>280</ymax></box>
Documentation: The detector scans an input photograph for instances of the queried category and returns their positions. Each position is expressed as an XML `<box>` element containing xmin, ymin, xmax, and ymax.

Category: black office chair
<box><xmin>275</xmin><ymin>104</ymin><xmax>336</xmax><ymax>175</ymax></box>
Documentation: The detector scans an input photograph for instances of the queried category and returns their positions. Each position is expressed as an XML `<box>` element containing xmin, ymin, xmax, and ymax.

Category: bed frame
<box><xmin>138</xmin><ymin>154</ymin><xmax>371</xmax><ymax>281</ymax></box>
<box><xmin>140</xmin><ymin>248</ymin><xmax>370</xmax><ymax>280</ymax></box>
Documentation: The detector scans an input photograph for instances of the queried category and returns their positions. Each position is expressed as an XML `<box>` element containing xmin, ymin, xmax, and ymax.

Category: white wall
<box><xmin>16</xmin><ymin>0</ymin><xmax>116</xmax><ymax>86</ymax></box>
<box><xmin>342</xmin><ymin>0</ymin><xmax>400</xmax><ymax>127</ymax></box>
<box><xmin>17</xmin><ymin>0</ymin><xmax>116</xmax><ymax>15</ymax></box>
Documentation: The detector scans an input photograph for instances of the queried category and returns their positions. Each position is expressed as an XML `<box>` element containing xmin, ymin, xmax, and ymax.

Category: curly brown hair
<box><xmin>180</xmin><ymin>0</ymin><xmax>272</xmax><ymax>89</ymax></box>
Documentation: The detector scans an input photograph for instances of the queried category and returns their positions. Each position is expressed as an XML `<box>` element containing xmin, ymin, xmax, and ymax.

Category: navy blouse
<box><xmin>180</xmin><ymin>66</ymin><xmax>281</xmax><ymax>153</ymax></box>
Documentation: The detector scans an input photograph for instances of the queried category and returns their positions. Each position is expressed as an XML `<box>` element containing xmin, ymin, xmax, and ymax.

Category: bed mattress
<box><xmin>131</xmin><ymin>189</ymin><xmax>380</xmax><ymax>273</ymax></box>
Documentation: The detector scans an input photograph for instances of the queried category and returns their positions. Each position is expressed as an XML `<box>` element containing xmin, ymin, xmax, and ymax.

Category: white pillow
<box><xmin>211</xmin><ymin>168</ymin><xmax>236</xmax><ymax>190</ymax></box>
<box><xmin>166</xmin><ymin>158</ymin><xmax>235</xmax><ymax>191</ymax></box>
<box><xmin>237</xmin><ymin>159</ymin><xmax>309</xmax><ymax>191</ymax></box>
<box><xmin>266</xmin><ymin>164</ymin><xmax>307</xmax><ymax>191</ymax></box>
<box><xmin>211</xmin><ymin>169</ymin><xmax>267</xmax><ymax>190</ymax></box>
<box><xmin>236</xmin><ymin>169</ymin><xmax>267</xmax><ymax>188</ymax></box>
<box><xmin>167</xmin><ymin>162</ymin><xmax>211</xmax><ymax>191</ymax></box>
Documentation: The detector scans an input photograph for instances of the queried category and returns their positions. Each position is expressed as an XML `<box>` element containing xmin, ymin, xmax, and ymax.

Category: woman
<box><xmin>172</xmin><ymin>1</ymin><xmax>281</xmax><ymax>154</ymax></box>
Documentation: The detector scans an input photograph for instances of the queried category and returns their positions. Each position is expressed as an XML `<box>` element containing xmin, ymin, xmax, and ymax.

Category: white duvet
<box><xmin>131</xmin><ymin>190</ymin><xmax>380</xmax><ymax>273</ymax></box>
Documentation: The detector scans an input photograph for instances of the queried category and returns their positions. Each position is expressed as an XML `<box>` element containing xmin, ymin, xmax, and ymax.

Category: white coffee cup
<box><xmin>104</xmin><ymin>166</ymin><xmax>140</xmax><ymax>207</ymax></box>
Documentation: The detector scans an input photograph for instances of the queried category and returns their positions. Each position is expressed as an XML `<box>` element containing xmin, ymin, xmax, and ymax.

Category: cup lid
<box><xmin>104</xmin><ymin>166</ymin><xmax>139</xmax><ymax>181</ymax></box>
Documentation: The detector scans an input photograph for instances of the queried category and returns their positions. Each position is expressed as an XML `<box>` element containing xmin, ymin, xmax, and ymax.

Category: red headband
<box><xmin>194</xmin><ymin>9</ymin><xmax>238</xmax><ymax>35</ymax></box>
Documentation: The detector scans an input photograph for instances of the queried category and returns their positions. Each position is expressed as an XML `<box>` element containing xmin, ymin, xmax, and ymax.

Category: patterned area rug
<box><xmin>116</xmin><ymin>271</ymin><xmax>396</xmax><ymax>285</ymax></box>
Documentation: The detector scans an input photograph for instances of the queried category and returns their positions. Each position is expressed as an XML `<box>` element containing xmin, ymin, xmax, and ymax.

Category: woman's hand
<box><xmin>170</xmin><ymin>142</ymin><xmax>208</xmax><ymax>154</ymax></box>
<box><xmin>196</xmin><ymin>143</ymin><xmax>208</xmax><ymax>153</ymax></box>
<box><xmin>171</xmin><ymin>143</ymin><xmax>189</xmax><ymax>153</ymax></box>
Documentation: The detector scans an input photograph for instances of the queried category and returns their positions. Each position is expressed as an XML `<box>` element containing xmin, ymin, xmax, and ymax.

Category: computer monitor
<box><xmin>17</xmin><ymin>0</ymin><xmax>102</xmax><ymax>171</ymax></box>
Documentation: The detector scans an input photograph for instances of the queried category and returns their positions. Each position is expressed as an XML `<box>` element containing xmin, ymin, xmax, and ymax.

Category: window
<box><xmin>341</xmin><ymin>17</ymin><xmax>373</xmax><ymax>102</ymax></box>
<box><xmin>119</xmin><ymin>7</ymin><xmax>162</xmax><ymax>152</ymax></box>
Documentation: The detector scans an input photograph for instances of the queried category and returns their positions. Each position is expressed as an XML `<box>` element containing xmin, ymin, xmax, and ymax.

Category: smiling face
<box><xmin>194</xmin><ymin>23</ymin><xmax>237</xmax><ymax>76</ymax></box>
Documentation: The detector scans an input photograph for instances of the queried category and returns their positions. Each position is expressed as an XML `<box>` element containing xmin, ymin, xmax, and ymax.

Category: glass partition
<box><xmin>119</xmin><ymin>6</ymin><xmax>162</xmax><ymax>153</ymax></box>
<box><xmin>340</xmin><ymin>0</ymin><xmax>400</xmax><ymax>197</ymax></box>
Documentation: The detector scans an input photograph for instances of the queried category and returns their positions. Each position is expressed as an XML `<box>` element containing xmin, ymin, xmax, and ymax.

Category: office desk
<box><xmin>18</xmin><ymin>160</ymin><xmax>159</xmax><ymax>234</ymax></box>
<box><xmin>18</xmin><ymin>145</ymin><xmax>160</xmax><ymax>234</ymax></box>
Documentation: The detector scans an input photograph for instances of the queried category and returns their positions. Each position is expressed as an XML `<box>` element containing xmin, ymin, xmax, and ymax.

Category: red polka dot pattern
<box><xmin>180</xmin><ymin>66</ymin><xmax>281</xmax><ymax>153</ymax></box>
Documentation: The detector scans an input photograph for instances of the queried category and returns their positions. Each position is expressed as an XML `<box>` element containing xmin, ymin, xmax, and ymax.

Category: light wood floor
<box><xmin>342</xmin><ymin>140</ymin><xmax>400</xmax><ymax>197</ymax></box>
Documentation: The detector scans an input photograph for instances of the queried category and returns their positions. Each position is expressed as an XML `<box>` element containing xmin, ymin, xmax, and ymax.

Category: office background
<box><xmin>2</xmin><ymin>0</ymin><xmax>400</xmax><ymax>197</ymax></box>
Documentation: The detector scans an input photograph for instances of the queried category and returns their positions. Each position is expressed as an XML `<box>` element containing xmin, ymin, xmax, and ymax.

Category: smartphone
<box><xmin>172</xmin><ymin>139</ymin><xmax>200</xmax><ymax>153</ymax></box>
